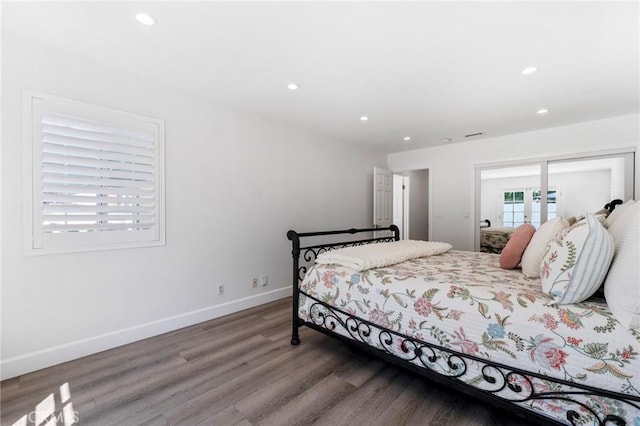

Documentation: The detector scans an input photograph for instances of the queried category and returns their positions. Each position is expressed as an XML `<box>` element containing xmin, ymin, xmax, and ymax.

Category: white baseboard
<box><xmin>1</xmin><ymin>286</ymin><xmax>292</xmax><ymax>380</ymax></box>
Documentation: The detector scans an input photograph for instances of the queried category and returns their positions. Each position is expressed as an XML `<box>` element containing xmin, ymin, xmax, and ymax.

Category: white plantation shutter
<box><xmin>25</xmin><ymin>92</ymin><xmax>165</xmax><ymax>253</ymax></box>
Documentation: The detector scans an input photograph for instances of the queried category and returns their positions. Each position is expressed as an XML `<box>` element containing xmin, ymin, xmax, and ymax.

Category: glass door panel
<box><xmin>479</xmin><ymin>164</ymin><xmax>542</xmax><ymax>252</ymax></box>
<box><xmin>548</xmin><ymin>155</ymin><xmax>634</xmax><ymax>221</ymax></box>
<box><xmin>476</xmin><ymin>151</ymin><xmax>634</xmax><ymax>252</ymax></box>
<box><xmin>480</xmin><ymin>164</ymin><xmax>542</xmax><ymax>228</ymax></box>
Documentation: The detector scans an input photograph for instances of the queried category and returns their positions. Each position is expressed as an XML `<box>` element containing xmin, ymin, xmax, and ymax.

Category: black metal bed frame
<box><xmin>287</xmin><ymin>225</ymin><xmax>640</xmax><ymax>426</ymax></box>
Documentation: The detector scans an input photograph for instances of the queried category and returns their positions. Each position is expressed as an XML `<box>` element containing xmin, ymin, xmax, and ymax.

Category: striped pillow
<box><xmin>540</xmin><ymin>214</ymin><xmax>614</xmax><ymax>304</ymax></box>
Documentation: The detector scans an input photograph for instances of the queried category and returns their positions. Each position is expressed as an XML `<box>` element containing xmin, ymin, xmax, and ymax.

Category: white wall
<box><xmin>0</xmin><ymin>35</ymin><xmax>387</xmax><ymax>378</ymax></box>
<box><xmin>388</xmin><ymin>115</ymin><xmax>639</xmax><ymax>250</ymax></box>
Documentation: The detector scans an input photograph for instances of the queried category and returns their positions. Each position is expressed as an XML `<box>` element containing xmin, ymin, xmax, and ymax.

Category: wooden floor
<box><xmin>1</xmin><ymin>298</ymin><xmax>540</xmax><ymax>426</ymax></box>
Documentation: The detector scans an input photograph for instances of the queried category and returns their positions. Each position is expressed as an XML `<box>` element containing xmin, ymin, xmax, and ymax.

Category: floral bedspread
<box><xmin>298</xmin><ymin>250</ymin><xmax>640</xmax><ymax>424</ymax></box>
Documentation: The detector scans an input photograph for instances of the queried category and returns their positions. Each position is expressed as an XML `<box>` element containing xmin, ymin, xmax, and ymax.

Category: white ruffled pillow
<box><xmin>606</xmin><ymin>200</ymin><xmax>635</xmax><ymax>227</ymax></box>
<box><xmin>540</xmin><ymin>214</ymin><xmax>614</xmax><ymax>304</ymax></box>
<box><xmin>604</xmin><ymin>201</ymin><xmax>639</xmax><ymax>330</ymax></box>
<box><xmin>520</xmin><ymin>217</ymin><xmax>569</xmax><ymax>278</ymax></box>
<box><xmin>607</xmin><ymin>200</ymin><xmax>637</xmax><ymax>251</ymax></box>
<box><xmin>316</xmin><ymin>240</ymin><xmax>452</xmax><ymax>271</ymax></box>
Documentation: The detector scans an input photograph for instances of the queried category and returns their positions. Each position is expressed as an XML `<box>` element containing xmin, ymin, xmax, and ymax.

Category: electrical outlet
<box><xmin>217</xmin><ymin>284</ymin><xmax>224</xmax><ymax>296</ymax></box>
<box><xmin>251</xmin><ymin>277</ymin><xmax>258</xmax><ymax>288</ymax></box>
<box><xmin>260</xmin><ymin>274</ymin><xmax>268</xmax><ymax>287</ymax></box>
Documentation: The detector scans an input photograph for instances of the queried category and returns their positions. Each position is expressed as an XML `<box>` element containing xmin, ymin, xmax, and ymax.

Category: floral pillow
<box><xmin>540</xmin><ymin>214</ymin><xmax>614</xmax><ymax>304</ymax></box>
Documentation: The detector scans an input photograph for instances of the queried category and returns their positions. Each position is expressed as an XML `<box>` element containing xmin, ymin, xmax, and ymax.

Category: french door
<box><xmin>502</xmin><ymin>188</ymin><xmax>557</xmax><ymax>228</ymax></box>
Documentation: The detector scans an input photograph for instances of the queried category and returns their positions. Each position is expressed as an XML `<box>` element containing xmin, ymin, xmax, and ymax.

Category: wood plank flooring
<box><xmin>1</xmin><ymin>298</ymin><xmax>540</xmax><ymax>426</ymax></box>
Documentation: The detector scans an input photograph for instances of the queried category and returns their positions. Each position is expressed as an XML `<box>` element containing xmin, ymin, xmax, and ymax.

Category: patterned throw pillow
<box><xmin>540</xmin><ymin>214</ymin><xmax>614</xmax><ymax>304</ymax></box>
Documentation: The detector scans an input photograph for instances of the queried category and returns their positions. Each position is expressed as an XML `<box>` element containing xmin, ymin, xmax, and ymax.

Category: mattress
<box><xmin>298</xmin><ymin>250</ymin><xmax>640</xmax><ymax>423</ymax></box>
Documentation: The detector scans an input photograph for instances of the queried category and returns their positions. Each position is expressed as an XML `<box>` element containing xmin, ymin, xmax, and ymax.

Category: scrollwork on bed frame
<box><xmin>287</xmin><ymin>225</ymin><xmax>399</xmax><ymax>345</ymax></box>
<box><xmin>303</xmin><ymin>295</ymin><xmax>639</xmax><ymax>426</ymax></box>
<box><xmin>287</xmin><ymin>226</ymin><xmax>640</xmax><ymax>426</ymax></box>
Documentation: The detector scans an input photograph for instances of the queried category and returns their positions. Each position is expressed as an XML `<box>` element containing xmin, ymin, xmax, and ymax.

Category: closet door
<box><xmin>479</xmin><ymin>164</ymin><xmax>542</xmax><ymax>229</ymax></box>
<box><xmin>548</xmin><ymin>154</ymin><xmax>635</xmax><ymax>220</ymax></box>
<box><xmin>475</xmin><ymin>151</ymin><xmax>635</xmax><ymax>252</ymax></box>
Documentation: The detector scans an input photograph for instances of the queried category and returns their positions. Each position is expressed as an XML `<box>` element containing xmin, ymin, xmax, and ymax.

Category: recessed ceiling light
<box><xmin>521</xmin><ymin>66</ymin><xmax>537</xmax><ymax>75</ymax></box>
<box><xmin>536</xmin><ymin>108</ymin><xmax>549</xmax><ymax>115</ymax></box>
<box><xmin>136</xmin><ymin>13</ymin><xmax>156</xmax><ymax>26</ymax></box>
<box><xmin>360</xmin><ymin>116</ymin><xmax>369</xmax><ymax>121</ymax></box>
<box><xmin>287</xmin><ymin>83</ymin><xmax>300</xmax><ymax>90</ymax></box>
<box><xmin>442</xmin><ymin>138</ymin><xmax>452</xmax><ymax>143</ymax></box>
<box><xmin>403</xmin><ymin>136</ymin><xmax>411</xmax><ymax>141</ymax></box>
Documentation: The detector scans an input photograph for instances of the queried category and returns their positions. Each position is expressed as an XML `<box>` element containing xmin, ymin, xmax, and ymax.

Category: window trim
<box><xmin>22</xmin><ymin>90</ymin><xmax>166</xmax><ymax>255</ymax></box>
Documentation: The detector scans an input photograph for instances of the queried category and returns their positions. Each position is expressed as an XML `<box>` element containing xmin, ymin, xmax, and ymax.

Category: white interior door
<box><xmin>373</xmin><ymin>167</ymin><xmax>393</xmax><ymax>230</ymax></box>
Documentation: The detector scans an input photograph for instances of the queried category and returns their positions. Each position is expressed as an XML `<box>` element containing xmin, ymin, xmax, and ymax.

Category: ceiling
<box><xmin>3</xmin><ymin>1</ymin><xmax>639</xmax><ymax>153</ymax></box>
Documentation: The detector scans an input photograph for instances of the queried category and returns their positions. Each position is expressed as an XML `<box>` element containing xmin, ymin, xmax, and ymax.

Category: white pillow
<box><xmin>521</xmin><ymin>217</ymin><xmax>570</xmax><ymax>278</ymax></box>
<box><xmin>604</xmin><ymin>202</ymin><xmax>640</xmax><ymax>330</ymax></box>
<box><xmin>540</xmin><ymin>214</ymin><xmax>614</xmax><ymax>304</ymax></box>
<box><xmin>606</xmin><ymin>200</ymin><xmax>635</xmax><ymax>227</ymax></box>
<box><xmin>607</xmin><ymin>200</ymin><xmax>637</xmax><ymax>250</ymax></box>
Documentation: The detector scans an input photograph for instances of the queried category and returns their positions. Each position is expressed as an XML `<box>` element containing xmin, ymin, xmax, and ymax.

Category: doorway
<box><xmin>393</xmin><ymin>175</ymin><xmax>409</xmax><ymax>239</ymax></box>
<box><xmin>393</xmin><ymin>169</ymin><xmax>430</xmax><ymax>241</ymax></box>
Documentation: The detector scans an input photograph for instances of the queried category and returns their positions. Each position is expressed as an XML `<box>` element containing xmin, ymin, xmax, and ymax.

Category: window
<box><xmin>502</xmin><ymin>188</ymin><xmax>557</xmax><ymax>228</ymax></box>
<box><xmin>23</xmin><ymin>91</ymin><xmax>165</xmax><ymax>254</ymax></box>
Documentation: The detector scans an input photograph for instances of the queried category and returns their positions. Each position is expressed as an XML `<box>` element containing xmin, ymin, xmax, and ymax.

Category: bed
<box><xmin>287</xmin><ymin>224</ymin><xmax>640</xmax><ymax>426</ymax></box>
<box><xmin>480</xmin><ymin>226</ymin><xmax>515</xmax><ymax>253</ymax></box>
